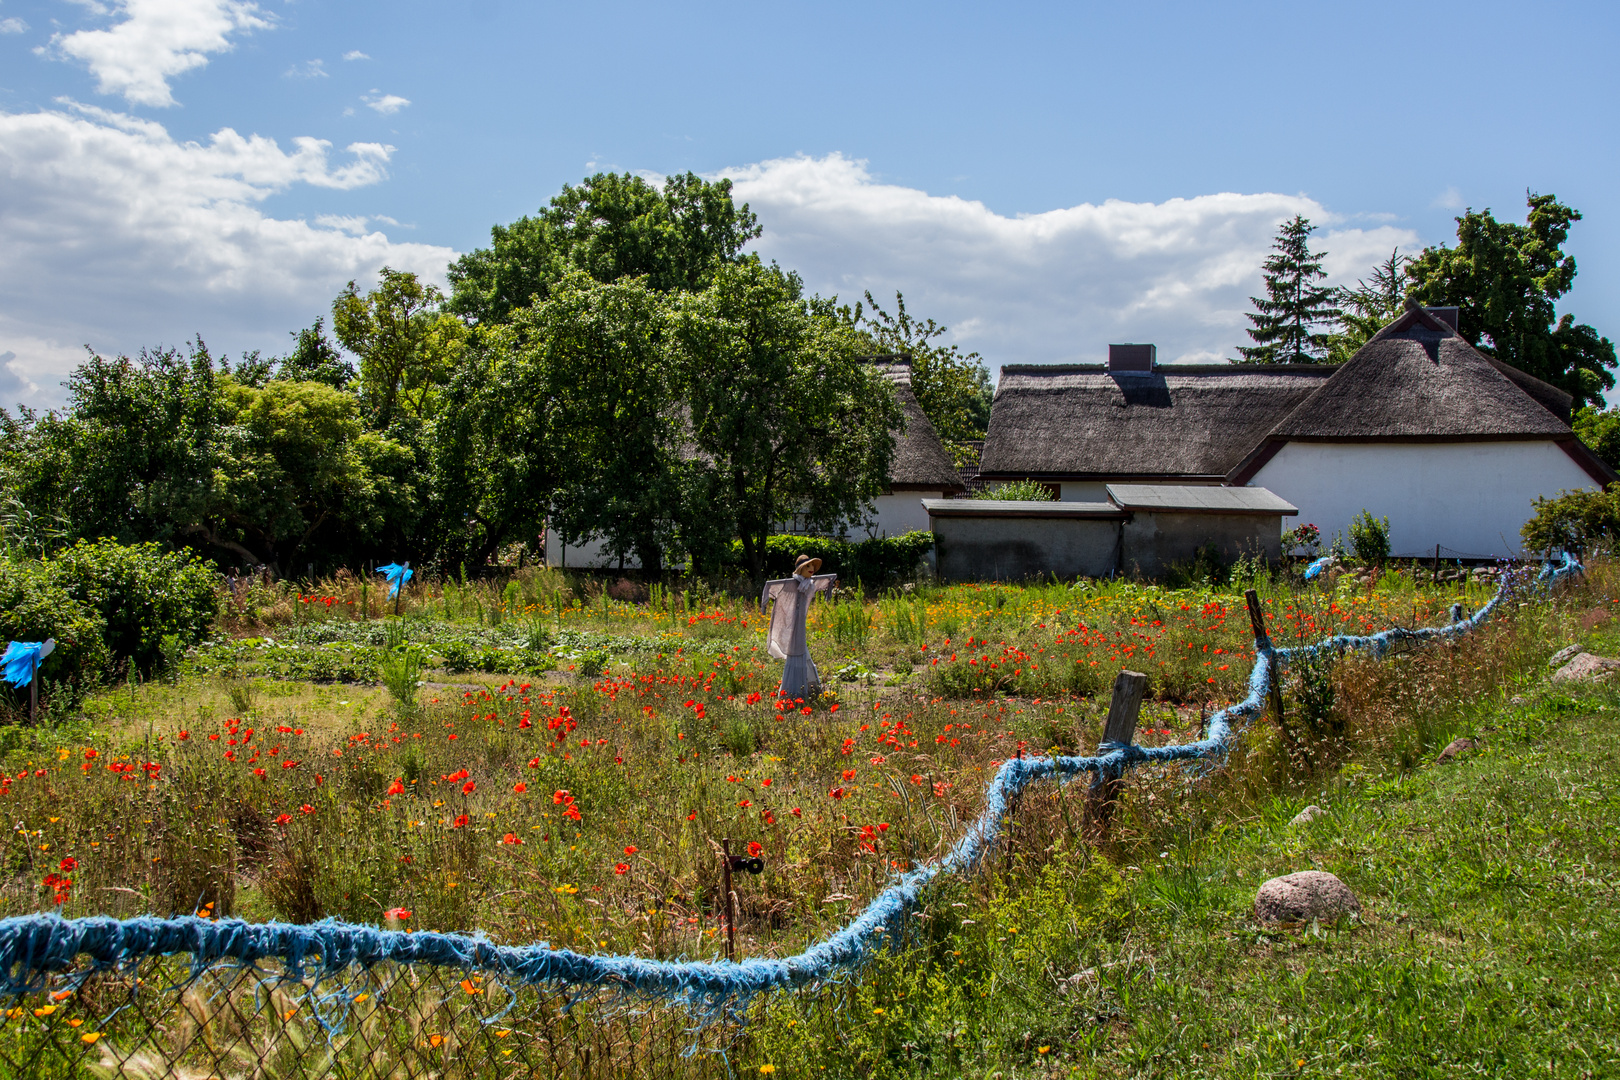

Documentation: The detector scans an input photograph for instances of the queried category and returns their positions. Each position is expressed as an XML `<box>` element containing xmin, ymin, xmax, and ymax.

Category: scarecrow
<box><xmin>760</xmin><ymin>555</ymin><xmax>837</xmax><ymax>701</ymax></box>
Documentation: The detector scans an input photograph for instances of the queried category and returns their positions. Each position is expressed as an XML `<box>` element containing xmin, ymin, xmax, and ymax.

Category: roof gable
<box><xmin>869</xmin><ymin>357</ymin><xmax>966</xmax><ymax>490</ymax></box>
<box><xmin>1266</xmin><ymin>300</ymin><xmax>1572</xmax><ymax>441</ymax></box>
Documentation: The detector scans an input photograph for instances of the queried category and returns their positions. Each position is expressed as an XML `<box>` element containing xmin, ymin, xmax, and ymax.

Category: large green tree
<box><xmin>1407</xmin><ymin>192</ymin><xmax>1616</xmax><ymax>408</ymax></box>
<box><xmin>520</xmin><ymin>274</ymin><xmax>688</xmax><ymax>576</ymax></box>
<box><xmin>447</xmin><ymin>173</ymin><xmax>761</xmax><ymax>326</ymax></box>
<box><xmin>858</xmin><ymin>291</ymin><xmax>992</xmax><ymax>465</ymax></box>
<box><xmin>332</xmin><ymin>268</ymin><xmax>468</xmax><ymax>430</ymax></box>
<box><xmin>1237</xmin><ymin>215</ymin><xmax>1339</xmax><ymax>364</ymax></box>
<box><xmin>0</xmin><ymin>343</ymin><xmax>416</xmax><ymax>573</ymax></box>
<box><xmin>672</xmin><ymin>262</ymin><xmax>902</xmax><ymax>579</ymax></box>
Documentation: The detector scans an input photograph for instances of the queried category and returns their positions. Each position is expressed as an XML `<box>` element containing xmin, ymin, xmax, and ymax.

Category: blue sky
<box><xmin>1</xmin><ymin>0</ymin><xmax>1617</xmax><ymax>409</ymax></box>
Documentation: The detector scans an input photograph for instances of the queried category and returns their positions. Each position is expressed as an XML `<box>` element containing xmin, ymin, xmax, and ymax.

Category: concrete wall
<box><xmin>1249</xmin><ymin>440</ymin><xmax>1597</xmax><ymax>557</ymax></box>
<box><xmin>1121</xmin><ymin>512</ymin><xmax>1283</xmax><ymax>578</ymax></box>
<box><xmin>932</xmin><ymin>516</ymin><xmax>1121</xmax><ymax>581</ymax></box>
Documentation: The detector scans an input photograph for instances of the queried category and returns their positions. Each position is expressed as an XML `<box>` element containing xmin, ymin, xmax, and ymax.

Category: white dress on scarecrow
<box><xmin>760</xmin><ymin>561</ymin><xmax>837</xmax><ymax>702</ymax></box>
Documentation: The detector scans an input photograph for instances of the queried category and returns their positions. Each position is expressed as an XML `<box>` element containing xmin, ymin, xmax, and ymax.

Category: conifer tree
<box><xmin>1237</xmin><ymin>215</ymin><xmax>1338</xmax><ymax>364</ymax></box>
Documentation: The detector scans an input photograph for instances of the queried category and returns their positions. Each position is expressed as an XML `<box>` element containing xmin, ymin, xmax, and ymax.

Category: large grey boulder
<box><xmin>1254</xmin><ymin>870</ymin><xmax>1360</xmax><ymax>927</ymax></box>
<box><xmin>1551</xmin><ymin>653</ymin><xmax>1620</xmax><ymax>684</ymax></box>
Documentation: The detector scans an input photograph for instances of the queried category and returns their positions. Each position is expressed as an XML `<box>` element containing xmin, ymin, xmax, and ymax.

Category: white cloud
<box><xmin>1435</xmin><ymin>185</ymin><xmax>1465</xmax><ymax>210</ymax></box>
<box><xmin>285</xmin><ymin>58</ymin><xmax>327</xmax><ymax>79</ymax></box>
<box><xmin>342</xmin><ymin>50</ymin><xmax>368</xmax><ymax>61</ymax></box>
<box><xmin>0</xmin><ymin>17</ymin><xmax>28</xmax><ymax>34</ymax></box>
<box><xmin>51</xmin><ymin>0</ymin><xmax>271</xmax><ymax>108</ymax></box>
<box><xmin>363</xmin><ymin>92</ymin><xmax>410</xmax><ymax>115</ymax></box>
<box><xmin>0</xmin><ymin>102</ymin><xmax>455</xmax><ymax>410</ymax></box>
<box><xmin>0</xmin><ymin>350</ymin><xmax>41</xmax><ymax>410</ymax></box>
<box><xmin>724</xmin><ymin>154</ymin><xmax>1418</xmax><ymax>368</ymax></box>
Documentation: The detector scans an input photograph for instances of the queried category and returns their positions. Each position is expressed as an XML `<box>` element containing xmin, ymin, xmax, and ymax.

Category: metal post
<box><xmin>1434</xmin><ymin>544</ymin><xmax>1441</xmax><ymax>582</ymax></box>
<box><xmin>394</xmin><ymin>561</ymin><xmax>408</xmax><ymax>618</ymax></box>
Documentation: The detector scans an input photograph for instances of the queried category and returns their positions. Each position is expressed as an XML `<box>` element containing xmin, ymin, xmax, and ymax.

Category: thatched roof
<box><xmin>870</xmin><ymin>357</ymin><xmax>966</xmax><ymax>491</ymax></box>
<box><xmin>1263</xmin><ymin>304</ymin><xmax>1573</xmax><ymax>442</ymax></box>
<box><xmin>980</xmin><ymin>364</ymin><xmax>1333</xmax><ymax>479</ymax></box>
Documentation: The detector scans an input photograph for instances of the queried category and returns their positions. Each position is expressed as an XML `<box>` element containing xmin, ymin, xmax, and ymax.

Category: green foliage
<box><xmin>1522</xmin><ymin>486</ymin><xmax>1620</xmax><ymax>554</ymax></box>
<box><xmin>276</xmin><ymin>318</ymin><xmax>355</xmax><ymax>389</ymax></box>
<box><xmin>674</xmin><ymin>262</ymin><xmax>904</xmax><ymax>579</ymax></box>
<box><xmin>447</xmin><ymin>172</ymin><xmax>760</xmax><ymax>326</ymax></box>
<box><xmin>858</xmin><ymin>291</ymin><xmax>992</xmax><ymax>464</ymax></box>
<box><xmin>1326</xmin><ymin>249</ymin><xmax>1410</xmax><ymax>364</ymax></box>
<box><xmin>520</xmin><ymin>274</ymin><xmax>687</xmax><ymax>577</ymax></box>
<box><xmin>726</xmin><ymin>532</ymin><xmax>935</xmax><ymax>587</ymax></box>
<box><xmin>829</xmin><ymin>599</ymin><xmax>873</xmax><ymax>650</ymax></box>
<box><xmin>985</xmin><ymin>479</ymin><xmax>1056</xmax><ymax>502</ymax></box>
<box><xmin>0</xmin><ymin>344</ymin><xmax>419</xmax><ymax>574</ymax></box>
<box><xmin>1237</xmin><ymin>215</ymin><xmax>1339</xmax><ymax>364</ymax></box>
<box><xmin>0</xmin><ymin>558</ymin><xmax>108</xmax><ymax>692</ymax></box>
<box><xmin>1408</xmin><ymin>192</ymin><xmax>1617</xmax><ymax>408</ymax></box>
<box><xmin>47</xmin><ymin>539</ymin><xmax>216</xmax><ymax>677</ymax></box>
<box><xmin>1573</xmin><ymin>405</ymin><xmax>1620</xmax><ymax>469</ymax></box>
<box><xmin>332</xmin><ymin>268</ymin><xmax>469</xmax><ymax>429</ymax></box>
<box><xmin>1163</xmin><ymin>543</ymin><xmax>1228</xmax><ymax>589</ymax></box>
<box><xmin>1348</xmin><ymin>509</ymin><xmax>1390</xmax><ymax>565</ymax></box>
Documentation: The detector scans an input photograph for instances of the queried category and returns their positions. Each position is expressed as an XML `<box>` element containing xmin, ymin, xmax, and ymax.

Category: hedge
<box><xmin>725</xmin><ymin>531</ymin><xmax>934</xmax><ymax>587</ymax></box>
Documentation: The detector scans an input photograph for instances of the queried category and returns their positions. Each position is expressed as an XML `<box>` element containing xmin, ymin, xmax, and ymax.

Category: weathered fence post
<box><xmin>1087</xmin><ymin>669</ymin><xmax>1147</xmax><ymax>838</ymax></box>
<box><xmin>720</xmin><ymin>837</ymin><xmax>737</xmax><ymax>962</ymax></box>
<box><xmin>1244</xmin><ymin>588</ymin><xmax>1285</xmax><ymax>733</ymax></box>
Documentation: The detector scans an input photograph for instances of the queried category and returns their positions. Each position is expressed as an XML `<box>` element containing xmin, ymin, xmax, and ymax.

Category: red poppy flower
<box><xmin>452</xmin><ymin>814</ymin><xmax>470</xmax><ymax>828</ymax></box>
<box><xmin>747</xmin><ymin>841</ymin><xmax>763</xmax><ymax>858</ymax></box>
<box><xmin>513</xmin><ymin>782</ymin><xmax>527</xmax><ymax>793</ymax></box>
<box><xmin>387</xmin><ymin>778</ymin><xmax>405</xmax><ymax>795</ymax></box>
<box><xmin>462</xmin><ymin>780</ymin><xmax>476</xmax><ymax>795</ymax></box>
<box><xmin>384</xmin><ymin>907</ymin><xmax>411</xmax><ymax>921</ymax></box>
<box><xmin>500</xmin><ymin>833</ymin><xmax>522</xmax><ymax>845</ymax></box>
<box><xmin>623</xmin><ymin>845</ymin><xmax>638</xmax><ymax>855</ymax></box>
<box><xmin>274</xmin><ymin>813</ymin><xmax>292</xmax><ymax>825</ymax></box>
<box><xmin>614</xmin><ymin>863</ymin><xmax>630</xmax><ymax>875</ymax></box>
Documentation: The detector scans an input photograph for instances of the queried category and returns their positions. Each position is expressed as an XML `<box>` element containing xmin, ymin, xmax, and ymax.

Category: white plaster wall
<box><xmin>544</xmin><ymin>532</ymin><xmax>641</xmax><ymax>570</ymax></box>
<box><xmin>861</xmin><ymin>493</ymin><xmax>941</xmax><ymax>538</ymax></box>
<box><xmin>1249</xmin><ymin>441</ymin><xmax>1597</xmax><ymax>557</ymax></box>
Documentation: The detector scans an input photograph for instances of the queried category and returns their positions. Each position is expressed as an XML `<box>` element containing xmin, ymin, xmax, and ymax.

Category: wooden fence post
<box><xmin>720</xmin><ymin>838</ymin><xmax>737</xmax><ymax>963</ymax></box>
<box><xmin>1087</xmin><ymin>670</ymin><xmax>1147</xmax><ymax>837</ymax></box>
<box><xmin>1244</xmin><ymin>588</ymin><xmax>1286</xmax><ymax>733</ymax></box>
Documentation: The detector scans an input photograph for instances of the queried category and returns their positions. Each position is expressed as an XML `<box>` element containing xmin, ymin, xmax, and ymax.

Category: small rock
<box><xmin>1548</xmin><ymin>644</ymin><xmax>1585</xmax><ymax>668</ymax></box>
<box><xmin>1434</xmin><ymin>737</ymin><xmax>1476</xmax><ymax>764</ymax></box>
<box><xmin>1290</xmin><ymin>804</ymin><xmax>1326</xmax><ymax>826</ymax></box>
<box><xmin>1254</xmin><ymin>870</ymin><xmax>1361</xmax><ymax>927</ymax></box>
<box><xmin>1551</xmin><ymin>653</ymin><xmax>1620</xmax><ymax>684</ymax></box>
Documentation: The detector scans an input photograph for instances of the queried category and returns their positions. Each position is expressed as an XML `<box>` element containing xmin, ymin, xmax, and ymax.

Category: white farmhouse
<box><xmin>979</xmin><ymin>303</ymin><xmax>1612</xmax><ymax>558</ymax></box>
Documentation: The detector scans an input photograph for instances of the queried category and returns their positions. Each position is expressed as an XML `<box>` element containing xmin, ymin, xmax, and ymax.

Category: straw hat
<box><xmin>793</xmin><ymin>554</ymin><xmax>822</xmax><ymax>576</ymax></box>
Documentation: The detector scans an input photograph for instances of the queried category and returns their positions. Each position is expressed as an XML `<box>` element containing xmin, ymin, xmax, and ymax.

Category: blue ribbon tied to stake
<box><xmin>1</xmin><ymin>639</ymin><xmax>55</xmax><ymax>689</ymax></box>
<box><xmin>377</xmin><ymin>563</ymin><xmax>413</xmax><ymax>599</ymax></box>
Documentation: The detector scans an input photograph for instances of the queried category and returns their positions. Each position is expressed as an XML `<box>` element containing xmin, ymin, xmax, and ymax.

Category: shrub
<box><xmin>1279</xmin><ymin>522</ymin><xmax>1321</xmax><ymax>557</ymax></box>
<box><xmin>46</xmin><ymin>539</ymin><xmax>218</xmax><ymax>677</ymax></box>
<box><xmin>1522</xmin><ymin>486</ymin><xmax>1620</xmax><ymax>555</ymax></box>
<box><xmin>1348</xmin><ymin>509</ymin><xmax>1390</xmax><ymax>565</ymax></box>
<box><xmin>0</xmin><ymin>558</ymin><xmax>109</xmax><ymax>691</ymax></box>
<box><xmin>985</xmin><ymin>479</ymin><xmax>1056</xmax><ymax>501</ymax></box>
<box><xmin>727</xmin><ymin>532</ymin><xmax>935</xmax><ymax>587</ymax></box>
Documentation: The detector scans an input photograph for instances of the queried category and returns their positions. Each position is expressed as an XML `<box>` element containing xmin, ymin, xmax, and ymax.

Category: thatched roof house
<box><xmin>980</xmin><ymin>304</ymin><xmax>1614</xmax><ymax>557</ymax></box>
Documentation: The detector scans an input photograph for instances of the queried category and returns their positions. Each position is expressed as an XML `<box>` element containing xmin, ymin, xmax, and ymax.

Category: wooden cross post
<box><xmin>1087</xmin><ymin>669</ymin><xmax>1147</xmax><ymax>838</ymax></box>
<box><xmin>28</xmin><ymin>655</ymin><xmax>38</xmax><ymax>727</ymax></box>
<box><xmin>1244</xmin><ymin>588</ymin><xmax>1286</xmax><ymax>734</ymax></box>
<box><xmin>393</xmin><ymin>561</ymin><xmax>409</xmax><ymax>618</ymax></box>
<box><xmin>720</xmin><ymin>838</ymin><xmax>738</xmax><ymax>963</ymax></box>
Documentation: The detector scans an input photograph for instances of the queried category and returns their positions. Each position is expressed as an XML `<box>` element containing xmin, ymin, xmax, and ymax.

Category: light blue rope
<box><xmin>0</xmin><ymin>555</ymin><xmax>1580</xmax><ymax>1013</ymax></box>
<box><xmin>376</xmin><ymin>563</ymin><xmax>413</xmax><ymax>599</ymax></box>
<box><xmin>1</xmin><ymin>641</ymin><xmax>43</xmax><ymax>689</ymax></box>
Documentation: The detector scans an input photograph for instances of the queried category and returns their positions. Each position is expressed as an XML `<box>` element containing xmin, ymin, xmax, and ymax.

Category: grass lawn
<box><xmin>0</xmin><ymin>563</ymin><xmax>1614</xmax><ymax>1077</ymax></box>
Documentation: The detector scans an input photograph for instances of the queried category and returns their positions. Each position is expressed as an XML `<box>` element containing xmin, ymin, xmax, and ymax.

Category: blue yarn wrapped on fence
<box><xmin>0</xmin><ymin>554</ymin><xmax>1580</xmax><ymax>1012</ymax></box>
<box><xmin>376</xmin><ymin>563</ymin><xmax>413</xmax><ymax>599</ymax></box>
